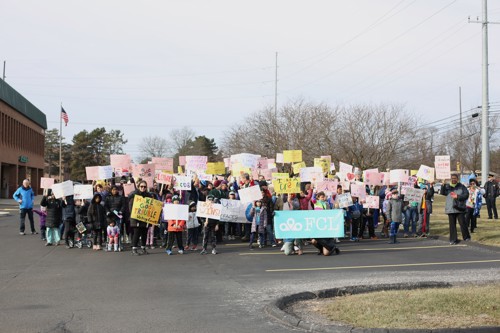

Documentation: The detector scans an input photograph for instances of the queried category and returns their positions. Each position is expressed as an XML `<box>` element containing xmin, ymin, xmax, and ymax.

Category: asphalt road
<box><xmin>1</xmin><ymin>204</ymin><xmax>499</xmax><ymax>333</ymax></box>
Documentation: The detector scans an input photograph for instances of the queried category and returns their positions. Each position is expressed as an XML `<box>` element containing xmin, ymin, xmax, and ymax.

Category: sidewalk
<box><xmin>0</xmin><ymin>196</ymin><xmax>43</xmax><ymax>216</ymax></box>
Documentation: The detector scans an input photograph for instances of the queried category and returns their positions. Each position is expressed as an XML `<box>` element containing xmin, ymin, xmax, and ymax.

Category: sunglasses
<box><xmin>139</xmin><ymin>186</ymin><xmax>147</xmax><ymax>188</ymax></box>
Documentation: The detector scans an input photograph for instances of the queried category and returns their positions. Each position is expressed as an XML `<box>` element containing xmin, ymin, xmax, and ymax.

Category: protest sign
<box><xmin>40</xmin><ymin>177</ymin><xmax>55</xmax><ymax>189</ymax></box>
<box><xmin>435</xmin><ymin>155</ymin><xmax>451</xmax><ymax>179</ymax></box>
<box><xmin>274</xmin><ymin>210</ymin><xmax>345</xmax><ymax>239</ymax></box>
<box><xmin>272</xmin><ymin>178</ymin><xmax>301</xmax><ymax>194</ymax></box>
<box><xmin>238</xmin><ymin>185</ymin><xmax>262</xmax><ymax>203</ymax></box>
<box><xmin>380</xmin><ymin>172</ymin><xmax>390</xmax><ymax>185</ymax></box>
<box><xmin>51</xmin><ymin>180</ymin><xmax>74</xmax><ymax>199</ymax></box>
<box><xmin>224</xmin><ymin>158</ymin><xmax>230</xmax><ymax>168</ymax></box>
<box><xmin>337</xmin><ymin>193</ymin><xmax>353</xmax><ymax>208</ymax></box>
<box><xmin>314</xmin><ymin>158</ymin><xmax>329</xmax><ymax>173</ymax></box>
<box><xmin>197</xmin><ymin>173</ymin><xmax>213</xmax><ymax>182</ymax></box>
<box><xmin>186</xmin><ymin>156</ymin><xmax>208</xmax><ymax>173</ymax></box>
<box><xmin>340</xmin><ymin>181</ymin><xmax>350</xmax><ymax>191</ymax></box>
<box><xmin>162</xmin><ymin>204</ymin><xmax>189</xmax><ymax>221</ymax></box>
<box><xmin>132</xmin><ymin>164</ymin><xmax>155</xmax><ymax>188</ymax></box>
<box><xmin>130</xmin><ymin>196</ymin><xmax>163</xmax><ymax>225</ymax></box>
<box><xmin>320</xmin><ymin>155</ymin><xmax>332</xmax><ymax>164</ymax></box>
<box><xmin>272</xmin><ymin>173</ymin><xmax>289</xmax><ymax>180</ymax></box>
<box><xmin>110</xmin><ymin>154</ymin><xmax>131</xmax><ymax>170</ymax></box>
<box><xmin>364</xmin><ymin>172</ymin><xmax>381</xmax><ymax>186</ymax></box>
<box><xmin>364</xmin><ymin>195</ymin><xmax>380</xmax><ymax>209</ymax></box>
<box><xmin>196</xmin><ymin>201</ymin><xmax>222</xmax><ymax>220</ymax></box>
<box><xmin>416</xmin><ymin>165</ymin><xmax>435</xmax><ymax>182</ymax></box>
<box><xmin>85</xmin><ymin>166</ymin><xmax>100</xmax><ymax>181</ymax></box>
<box><xmin>73</xmin><ymin>184</ymin><xmax>93</xmax><ymax>200</ymax></box>
<box><xmin>315</xmin><ymin>180</ymin><xmax>339</xmax><ymax>194</ymax></box>
<box><xmin>179</xmin><ymin>156</ymin><xmax>186</xmax><ymax>166</ymax></box>
<box><xmin>283</xmin><ymin>150</ymin><xmax>302</xmax><ymax>163</ymax></box>
<box><xmin>405</xmin><ymin>187</ymin><xmax>424</xmax><ymax>203</ymax></box>
<box><xmin>330</xmin><ymin>163</ymin><xmax>336</xmax><ymax>171</ymax></box>
<box><xmin>220</xmin><ymin>199</ymin><xmax>249</xmax><ymax>223</ymax></box>
<box><xmin>230</xmin><ymin>153</ymin><xmax>260</xmax><ymax>168</ymax></box>
<box><xmin>231</xmin><ymin>163</ymin><xmax>252</xmax><ymax>177</ymax></box>
<box><xmin>173</xmin><ymin>175</ymin><xmax>192</xmax><ymax>191</ymax></box>
<box><xmin>98</xmin><ymin>165</ymin><xmax>113</xmax><ymax>180</ymax></box>
<box><xmin>389</xmin><ymin>169</ymin><xmax>409</xmax><ymax>183</ymax></box>
<box><xmin>267</xmin><ymin>158</ymin><xmax>276</xmax><ymax>168</ymax></box>
<box><xmin>155</xmin><ymin>171</ymin><xmax>173</xmax><ymax>185</ymax></box>
<box><xmin>292</xmin><ymin>162</ymin><xmax>306</xmax><ymax>174</ymax></box>
<box><xmin>152</xmin><ymin>157</ymin><xmax>174</xmax><ymax>173</ymax></box>
<box><xmin>299</xmin><ymin>167</ymin><xmax>323</xmax><ymax>182</ymax></box>
<box><xmin>350</xmin><ymin>182</ymin><xmax>366</xmax><ymax>200</ymax></box>
<box><xmin>206</xmin><ymin>162</ymin><xmax>226</xmax><ymax>175</ymax></box>
<box><xmin>276</xmin><ymin>153</ymin><xmax>284</xmax><ymax>164</ymax></box>
<box><xmin>123</xmin><ymin>183</ymin><xmax>135</xmax><ymax>196</ymax></box>
<box><xmin>252</xmin><ymin>168</ymin><xmax>275</xmax><ymax>181</ymax></box>
<box><xmin>339</xmin><ymin>162</ymin><xmax>353</xmax><ymax>175</ymax></box>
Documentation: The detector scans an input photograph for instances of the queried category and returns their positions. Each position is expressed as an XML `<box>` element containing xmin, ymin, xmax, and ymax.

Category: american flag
<box><xmin>61</xmin><ymin>107</ymin><xmax>69</xmax><ymax>126</ymax></box>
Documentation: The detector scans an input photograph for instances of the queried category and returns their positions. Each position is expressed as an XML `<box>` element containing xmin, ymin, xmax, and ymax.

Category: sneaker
<box><xmin>45</xmin><ymin>242</ymin><xmax>52</xmax><ymax>246</ymax></box>
<box><xmin>464</xmin><ymin>238</ymin><xmax>471</xmax><ymax>242</ymax></box>
<box><xmin>294</xmin><ymin>246</ymin><xmax>300</xmax><ymax>252</ymax></box>
<box><xmin>191</xmin><ymin>246</ymin><xmax>197</xmax><ymax>251</ymax></box>
<box><xmin>19</xmin><ymin>232</ymin><xmax>25</xmax><ymax>235</ymax></box>
<box><xmin>450</xmin><ymin>240</ymin><xmax>459</xmax><ymax>245</ymax></box>
<box><xmin>165</xmin><ymin>250</ymin><xmax>172</xmax><ymax>255</ymax></box>
<box><xmin>131</xmin><ymin>248</ymin><xmax>140</xmax><ymax>255</ymax></box>
<box><xmin>178</xmin><ymin>250</ymin><xmax>184</xmax><ymax>254</ymax></box>
<box><xmin>258</xmin><ymin>245</ymin><xmax>263</xmax><ymax>249</ymax></box>
<box><xmin>211</xmin><ymin>249</ymin><xmax>218</xmax><ymax>255</ymax></box>
<box><xmin>334</xmin><ymin>238</ymin><xmax>341</xmax><ymax>243</ymax></box>
<box><xmin>31</xmin><ymin>231</ymin><xmax>38</xmax><ymax>235</ymax></box>
<box><xmin>200</xmin><ymin>249</ymin><xmax>208</xmax><ymax>255</ymax></box>
<box><xmin>272</xmin><ymin>244</ymin><xmax>277</xmax><ymax>248</ymax></box>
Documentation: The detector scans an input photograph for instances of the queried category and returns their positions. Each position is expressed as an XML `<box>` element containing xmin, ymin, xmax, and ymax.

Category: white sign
<box><xmin>337</xmin><ymin>193</ymin><xmax>353</xmax><ymax>208</ymax></box>
<box><xmin>219</xmin><ymin>199</ymin><xmax>249</xmax><ymax>223</ymax></box>
<box><xmin>173</xmin><ymin>175</ymin><xmax>192</xmax><ymax>191</ymax></box>
<box><xmin>364</xmin><ymin>195</ymin><xmax>379</xmax><ymax>209</ymax></box>
<box><xmin>162</xmin><ymin>204</ymin><xmax>189</xmax><ymax>221</ymax></box>
<box><xmin>339</xmin><ymin>162</ymin><xmax>353</xmax><ymax>175</ymax></box>
<box><xmin>40</xmin><ymin>177</ymin><xmax>55</xmax><ymax>189</ymax></box>
<box><xmin>98</xmin><ymin>165</ymin><xmax>114</xmax><ymax>180</ymax></box>
<box><xmin>196</xmin><ymin>201</ymin><xmax>222</xmax><ymax>219</ymax></box>
<box><xmin>435</xmin><ymin>155</ymin><xmax>451</xmax><ymax>179</ymax></box>
<box><xmin>238</xmin><ymin>185</ymin><xmax>262</xmax><ymax>203</ymax></box>
<box><xmin>299</xmin><ymin>167</ymin><xmax>323</xmax><ymax>182</ymax></box>
<box><xmin>276</xmin><ymin>153</ymin><xmax>284</xmax><ymax>164</ymax></box>
<box><xmin>51</xmin><ymin>180</ymin><xmax>74</xmax><ymax>199</ymax></box>
<box><xmin>405</xmin><ymin>187</ymin><xmax>425</xmax><ymax>203</ymax></box>
<box><xmin>416</xmin><ymin>165</ymin><xmax>435</xmax><ymax>182</ymax></box>
<box><xmin>73</xmin><ymin>185</ymin><xmax>93</xmax><ymax>200</ymax></box>
<box><xmin>350</xmin><ymin>182</ymin><xmax>366</xmax><ymax>200</ymax></box>
<box><xmin>389</xmin><ymin>169</ymin><xmax>409</xmax><ymax>183</ymax></box>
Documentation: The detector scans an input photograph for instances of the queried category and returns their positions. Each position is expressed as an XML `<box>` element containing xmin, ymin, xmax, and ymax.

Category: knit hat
<box><xmin>229</xmin><ymin>191</ymin><xmax>236</xmax><ymax>196</ymax></box>
<box><xmin>172</xmin><ymin>195</ymin><xmax>180</xmax><ymax>202</ymax></box>
<box><xmin>189</xmin><ymin>201</ymin><xmax>196</xmax><ymax>208</ymax></box>
<box><xmin>214</xmin><ymin>180</ymin><xmax>222</xmax><ymax>188</ymax></box>
<box><xmin>207</xmin><ymin>194</ymin><xmax>215</xmax><ymax>200</ymax></box>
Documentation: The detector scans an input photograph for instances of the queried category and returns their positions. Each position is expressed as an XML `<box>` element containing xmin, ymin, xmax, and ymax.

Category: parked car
<box><xmin>433</xmin><ymin>182</ymin><xmax>442</xmax><ymax>194</ymax></box>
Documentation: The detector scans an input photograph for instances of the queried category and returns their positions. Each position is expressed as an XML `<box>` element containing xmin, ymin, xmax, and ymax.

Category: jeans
<box><xmin>265</xmin><ymin>224</ymin><xmax>276</xmax><ymax>246</ymax></box>
<box><xmin>46</xmin><ymin>227</ymin><xmax>61</xmax><ymax>244</ymax></box>
<box><xmin>19</xmin><ymin>208</ymin><xmax>35</xmax><ymax>233</ymax></box>
<box><xmin>404</xmin><ymin>207</ymin><xmax>418</xmax><ymax>235</ymax></box>
<box><xmin>202</xmin><ymin>224</ymin><xmax>217</xmax><ymax>250</ymax></box>
<box><xmin>283</xmin><ymin>239</ymin><xmax>303</xmax><ymax>255</ymax></box>
<box><xmin>389</xmin><ymin>222</ymin><xmax>401</xmax><ymax>237</ymax></box>
<box><xmin>249</xmin><ymin>232</ymin><xmax>264</xmax><ymax>247</ymax></box>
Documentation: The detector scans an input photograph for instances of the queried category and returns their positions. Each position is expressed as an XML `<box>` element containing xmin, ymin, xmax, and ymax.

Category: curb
<box><xmin>433</xmin><ymin>235</ymin><xmax>500</xmax><ymax>253</ymax></box>
<box><xmin>0</xmin><ymin>212</ymin><xmax>10</xmax><ymax>217</ymax></box>
<box><xmin>265</xmin><ymin>282</ymin><xmax>500</xmax><ymax>333</ymax></box>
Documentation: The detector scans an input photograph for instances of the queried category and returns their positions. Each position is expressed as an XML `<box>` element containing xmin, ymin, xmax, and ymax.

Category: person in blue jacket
<box><xmin>13</xmin><ymin>179</ymin><xmax>36</xmax><ymax>235</ymax></box>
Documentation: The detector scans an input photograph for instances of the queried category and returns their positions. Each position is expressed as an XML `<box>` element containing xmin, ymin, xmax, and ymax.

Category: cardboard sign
<box><xmin>435</xmin><ymin>156</ymin><xmax>451</xmax><ymax>179</ymax></box>
<box><xmin>274</xmin><ymin>210</ymin><xmax>345</xmax><ymax>239</ymax></box>
<box><xmin>173</xmin><ymin>175</ymin><xmax>192</xmax><ymax>191</ymax></box>
<box><xmin>122</xmin><ymin>183</ymin><xmax>135</xmax><ymax>196</ymax></box>
<box><xmin>272</xmin><ymin>178</ymin><xmax>301</xmax><ymax>194</ymax></box>
<box><xmin>238</xmin><ymin>185</ymin><xmax>262</xmax><ymax>203</ymax></box>
<box><xmin>364</xmin><ymin>195</ymin><xmax>379</xmax><ymax>209</ymax></box>
<box><xmin>98</xmin><ymin>165</ymin><xmax>113</xmax><ymax>180</ymax></box>
<box><xmin>231</xmin><ymin>163</ymin><xmax>252</xmax><ymax>177</ymax></box>
<box><xmin>85</xmin><ymin>166</ymin><xmax>100</xmax><ymax>181</ymax></box>
<box><xmin>162</xmin><ymin>204</ymin><xmax>189</xmax><ymax>221</ymax></box>
<box><xmin>389</xmin><ymin>169</ymin><xmax>409</xmax><ymax>183</ymax></box>
<box><xmin>276</xmin><ymin>153</ymin><xmax>284</xmax><ymax>164</ymax></box>
<box><xmin>350</xmin><ymin>182</ymin><xmax>366</xmax><ymax>200</ymax></box>
<box><xmin>315</xmin><ymin>180</ymin><xmax>339</xmax><ymax>195</ymax></box>
<box><xmin>132</xmin><ymin>164</ymin><xmax>155</xmax><ymax>188</ymax></box>
<box><xmin>40</xmin><ymin>177</ymin><xmax>55</xmax><ymax>189</ymax></box>
<box><xmin>130</xmin><ymin>195</ymin><xmax>163</xmax><ymax>225</ymax></box>
<box><xmin>155</xmin><ymin>171</ymin><xmax>173</xmax><ymax>185</ymax></box>
<box><xmin>405</xmin><ymin>187</ymin><xmax>424</xmax><ymax>203</ymax></box>
<box><xmin>196</xmin><ymin>201</ymin><xmax>222</xmax><ymax>220</ymax></box>
<box><xmin>314</xmin><ymin>158</ymin><xmax>329</xmax><ymax>173</ymax></box>
<box><xmin>152</xmin><ymin>157</ymin><xmax>174</xmax><ymax>173</ymax></box>
<box><xmin>292</xmin><ymin>162</ymin><xmax>306</xmax><ymax>174</ymax></box>
<box><xmin>283</xmin><ymin>150</ymin><xmax>302</xmax><ymax>163</ymax></box>
<box><xmin>339</xmin><ymin>162</ymin><xmax>353</xmax><ymax>175</ymax></box>
<box><xmin>416</xmin><ymin>165</ymin><xmax>435</xmax><ymax>182</ymax></box>
<box><xmin>364</xmin><ymin>172</ymin><xmax>382</xmax><ymax>186</ymax></box>
<box><xmin>299</xmin><ymin>167</ymin><xmax>323</xmax><ymax>182</ymax></box>
<box><xmin>337</xmin><ymin>193</ymin><xmax>353</xmax><ymax>208</ymax></box>
<box><xmin>51</xmin><ymin>180</ymin><xmax>74</xmax><ymax>199</ymax></box>
<box><xmin>219</xmin><ymin>199</ymin><xmax>249</xmax><ymax>223</ymax></box>
<box><xmin>110</xmin><ymin>154</ymin><xmax>131</xmax><ymax>170</ymax></box>
<box><xmin>206</xmin><ymin>162</ymin><xmax>226</xmax><ymax>175</ymax></box>
<box><xmin>73</xmin><ymin>184</ymin><xmax>93</xmax><ymax>200</ymax></box>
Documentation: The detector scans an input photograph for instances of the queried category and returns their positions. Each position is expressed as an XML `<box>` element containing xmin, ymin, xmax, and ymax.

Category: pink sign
<box><xmin>339</xmin><ymin>162</ymin><xmax>353</xmax><ymax>175</ymax></box>
<box><xmin>364</xmin><ymin>172</ymin><xmax>381</xmax><ymax>186</ymax></box>
<box><xmin>152</xmin><ymin>157</ymin><xmax>174</xmax><ymax>172</ymax></box>
<box><xmin>155</xmin><ymin>171</ymin><xmax>173</xmax><ymax>184</ymax></box>
<box><xmin>132</xmin><ymin>164</ymin><xmax>155</xmax><ymax>188</ymax></box>
<box><xmin>122</xmin><ymin>183</ymin><xmax>136</xmax><ymax>196</ymax></box>
<box><xmin>110</xmin><ymin>154</ymin><xmax>131</xmax><ymax>170</ymax></box>
<box><xmin>364</xmin><ymin>195</ymin><xmax>379</xmax><ymax>209</ymax></box>
<box><xmin>179</xmin><ymin>156</ymin><xmax>186</xmax><ymax>166</ymax></box>
<box><xmin>85</xmin><ymin>166</ymin><xmax>100</xmax><ymax>181</ymax></box>
<box><xmin>40</xmin><ymin>177</ymin><xmax>55</xmax><ymax>189</ymax></box>
<box><xmin>350</xmin><ymin>183</ymin><xmax>366</xmax><ymax>200</ymax></box>
<box><xmin>315</xmin><ymin>180</ymin><xmax>339</xmax><ymax>194</ymax></box>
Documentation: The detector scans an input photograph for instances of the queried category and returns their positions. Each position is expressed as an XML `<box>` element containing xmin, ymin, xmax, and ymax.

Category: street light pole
<box><xmin>481</xmin><ymin>0</ymin><xmax>490</xmax><ymax>183</ymax></box>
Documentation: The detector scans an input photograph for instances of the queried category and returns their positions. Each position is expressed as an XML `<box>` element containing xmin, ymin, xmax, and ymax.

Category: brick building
<box><xmin>0</xmin><ymin>79</ymin><xmax>47</xmax><ymax>198</ymax></box>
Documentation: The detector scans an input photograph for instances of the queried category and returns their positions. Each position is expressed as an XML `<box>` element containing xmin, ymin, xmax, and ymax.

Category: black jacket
<box><xmin>104</xmin><ymin>194</ymin><xmax>124</xmax><ymax>216</ymax></box>
<box><xmin>128</xmin><ymin>190</ymin><xmax>154</xmax><ymax>228</ymax></box>
<box><xmin>40</xmin><ymin>196</ymin><xmax>65</xmax><ymax>228</ymax></box>
<box><xmin>87</xmin><ymin>194</ymin><xmax>106</xmax><ymax>230</ymax></box>
<box><xmin>484</xmin><ymin>180</ymin><xmax>499</xmax><ymax>198</ymax></box>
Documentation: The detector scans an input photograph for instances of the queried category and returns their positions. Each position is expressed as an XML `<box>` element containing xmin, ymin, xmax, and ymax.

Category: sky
<box><xmin>2</xmin><ymin>0</ymin><xmax>500</xmax><ymax>161</ymax></box>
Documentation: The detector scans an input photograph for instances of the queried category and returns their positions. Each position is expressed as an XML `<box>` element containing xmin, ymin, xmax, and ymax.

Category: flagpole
<box><xmin>59</xmin><ymin>103</ymin><xmax>62</xmax><ymax>181</ymax></box>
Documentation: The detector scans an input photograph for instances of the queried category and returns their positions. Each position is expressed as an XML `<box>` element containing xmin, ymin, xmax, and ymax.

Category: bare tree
<box><xmin>138</xmin><ymin>136</ymin><xmax>169</xmax><ymax>162</ymax></box>
<box><xmin>168</xmin><ymin>126</ymin><xmax>195</xmax><ymax>156</ymax></box>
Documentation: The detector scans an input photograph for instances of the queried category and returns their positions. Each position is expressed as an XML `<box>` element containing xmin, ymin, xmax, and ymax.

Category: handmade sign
<box><xmin>276</xmin><ymin>153</ymin><xmax>284</xmax><ymax>164</ymax></box>
<box><xmin>85</xmin><ymin>166</ymin><xmax>100</xmax><ymax>181</ymax></box>
<box><xmin>110</xmin><ymin>154</ymin><xmax>131</xmax><ymax>170</ymax></box>
<box><xmin>231</xmin><ymin>163</ymin><xmax>252</xmax><ymax>176</ymax></box>
<box><xmin>336</xmin><ymin>193</ymin><xmax>353</xmax><ymax>208</ymax></box>
<box><xmin>230</xmin><ymin>153</ymin><xmax>260</xmax><ymax>168</ymax></box>
<box><xmin>274</xmin><ymin>210</ymin><xmax>345</xmax><ymax>239</ymax></box>
<box><xmin>132</xmin><ymin>164</ymin><xmax>155</xmax><ymax>188</ymax></box>
<box><xmin>267</xmin><ymin>158</ymin><xmax>276</xmax><ymax>168</ymax></box>
<box><xmin>272</xmin><ymin>178</ymin><xmax>301</xmax><ymax>194</ymax></box>
<box><xmin>130</xmin><ymin>195</ymin><xmax>163</xmax><ymax>225</ymax></box>
<box><xmin>380</xmin><ymin>172</ymin><xmax>390</xmax><ymax>185</ymax></box>
<box><xmin>224</xmin><ymin>158</ymin><xmax>231</xmax><ymax>168</ymax></box>
<box><xmin>364</xmin><ymin>195</ymin><xmax>380</xmax><ymax>209</ymax></box>
<box><xmin>73</xmin><ymin>184</ymin><xmax>93</xmax><ymax>200</ymax></box>
<box><xmin>196</xmin><ymin>200</ymin><xmax>222</xmax><ymax>219</ymax></box>
<box><xmin>162</xmin><ymin>204</ymin><xmax>189</xmax><ymax>221</ymax></box>
<box><xmin>272</xmin><ymin>173</ymin><xmax>289</xmax><ymax>180</ymax></box>
<box><xmin>219</xmin><ymin>199</ymin><xmax>249</xmax><ymax>223</ymax></box>
<box><xmin>314</xmin><ymin>158</ymin><xmax>330</xmax><ymax>173</ymax></box>
<box><xmin>389</xmin><ymin>169</ymin><xmax>409</xmax><ymax>183</ymax></box>
<box><xmin>435</xmin><ymin>155</ymin><xmax>451</xmax><ymax>179</ymax></box>
<box><xmin>123</xmin><ymin>183</ymin><xmax>135</xmax><ymax>196</ymax></box>
<box><xmin>340</xmin><ymin>181</ymin><xmax>350</xmax><ymax>191</ymax></box>
<box><xmin>292</xmin><ymin>162</ymin><xmax>306</xmax><ymax>174</ymax></box>
<box><xmin>339</xmin><ymin>162</ymin><xmax>353</xmax><ymax>175</ymax></box>
<box><xmin>40</xmin><ymin>177</ymin><xmax>55</xmax><ymax>189</ymax></box>
<box><xmin>238</xmin><ymin>185</ymin><xmax>262</xmax><ymax>203</ymax></box>
<box><xmin>405</xmin><ymin>187</ymin><xmax>424</xmax><ymax>203</ymax></box>
<box><xmin>252</xmin><ymin>168</ymin><xmax>275</xmax><ymax>181</ymax></box>
<box><xmin>186</xmin><ymin>156</ymin><xmax>208</xmax><ymax>173</ymax></box>
<box><xmin>173</xmin><ymin>175</ymin><xmax>192</xmax><ymax>191</ymax></box>
<box><xmin>350</xmin><ymin>182</ymin><xmax>366</xmax><ymax>200</ymax></box>
<box><xmin>179</xmin><ymin>156</ymin><xmax>186</xmax><ymax>166</ymax></box>
<box><xmin>155</xmin><ymin>171</ymin><xmax>173</xmax><ymax>185</ymax></box>
<box><xmin>51</xmin><ymin>180</ymin><xmax>74</xmax><ymax>199</ymax></box>
<box><xmin>315</xmin><ymin>180</ymin><xmax>339</xmax><ymax>195</ymax></box>
<box><xmin>299</xmin><ymin>167</ymin><xmax>323</xmax><ymax>182</ymax></box>
<box><xmin>364</xmin><ymin>172</ymin><xmax>382</xmax><ymax>186</ymax></box>
<box><xmin>206</xmin><ymin>162</ymin><xmax>226</xmax><ymax>175</ymax></box>
<box><xmin>152</xmin><ymin>157</ymin><xmax>174</xmax><ymax>173</ymax></box>
<box><xmin>283</xmin><ymin>150</ymin><xmax>302</xmax><ymax>163</ymax></box>
<box><xmin>416</xmin><ymin>165</ymin><xmax>435</xmax><ymax>182</ymax></box>
<box><xmin>98</xmin><ymin>165</ymin><xmax>113</xmax><ymax>180</ymax></box>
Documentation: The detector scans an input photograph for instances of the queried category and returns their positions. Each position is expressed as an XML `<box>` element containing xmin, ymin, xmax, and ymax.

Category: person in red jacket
<box><xmin>299</xmin><ymin>184</ymin><xmax>313</xmax><ymax>210</ymax></box>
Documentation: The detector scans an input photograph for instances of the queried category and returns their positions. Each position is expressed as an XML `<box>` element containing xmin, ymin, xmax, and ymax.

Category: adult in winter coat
<box><xmin>484</xmin><ymin>174</ymin><xmax>499</xmax><ymax>219</ymax></box>
<box><xmin>441</xmin><ymin>173</ymin><xmax>470</xmax><ymax>245</ymax></box>
<box><xmin>62</xmin><ymin>195</ymin><xmax>77</xmax><ymax>248</ymax></box>
<box><xmin>13</xmin><ymin>179</ymin><xmax>36</xmax><ymax>235</ymax></box>
<box><xmin>128</xmin><ymin>180</ymin><xmax>154</xmax><ymax>255</ymax></box>
<box><xmin>40</xmin><ymin>189</ymin><xmax>65</xmax><ymax>245</ymax></box>
<box><xmin>87</xmin><ymin>193</ymin><xmax>106</xmax><ymax>250</ymax></box>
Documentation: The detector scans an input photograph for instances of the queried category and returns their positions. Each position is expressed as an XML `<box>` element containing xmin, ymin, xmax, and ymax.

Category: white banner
<box><xmin>162</xmin><ymin>204</ymin><xmax>189</xmax><ymax>221</ymax></box>
<box><xmin>196</xmin><ymin>201</ymin><xmax>222</xmax><ymax>219</ymax></box>
<box><xmin>173</xmin><ymin>175</ymin><xmax>192</xmax><ymax>191</ymax></box>
<box><xmin>219</xmin><ymin>199</ymin><xmax>249</xmax><ymax>223</ymax></box>
<box><xmin>299</xmin><ymin>167</ymin><xmax>323</xmax><ymax>182</ymax></box>
<box><xmin>51</xmin><ymin>180</ymin><xmax>74</xmax><ymax>199</ymax></box>
<box><xmin>73</xmin><ymin>184</ymin><xmax>93</xmax><ymax>200</ymax></box>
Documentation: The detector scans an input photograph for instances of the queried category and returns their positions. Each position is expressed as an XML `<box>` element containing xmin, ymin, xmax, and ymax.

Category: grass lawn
<box><xmin>318</xmin><ymin>284</ymin><xmax>500</xmax><ymax>329</ymax></box>
<box><xmin>428</xmin><ymin>195</ymin><xmax>500</xmax><ymax>247</ymax></box>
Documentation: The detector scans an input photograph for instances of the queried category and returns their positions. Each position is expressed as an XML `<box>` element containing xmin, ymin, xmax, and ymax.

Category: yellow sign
<box><xmin>410</xmin><ymin>169</ymin><xmax>418</xmax><ymax>176</ymax></box>
<box><xmin>178</xmin><ymin>166</ymin><xmax>183</xmax><ymax>174</ymax></box>
<box><xmin>130</xmin><ymin>195</ymin><xmax>163</xmax><ymax>225</ymax></box>
<box><xmin>206</xmin><ymin>162</ymin><xmax>226</xmax><ymax>175</ymax></box>
<box><xmin>272</xmin><ymin>178</ymin><xmax>301</xmax><ymax>194</ymax></box>
<box><xmin>272</xmin><ymin>173</ymin><xmax>289</xmax><ymax>180</ymax></box>
<box><xmin>314</xmin><ymin>158</ymin><xmax>329</xmax><ymax>173</ymax></box>
<box><xmin>283</xmin><ymin>150</ymin><xmax>303</xmax><ymax>163</ymax></box>
<box><xmin>292</xmin><ymin>162</ymin><xmax>306</xmax><ymax>174</ymax></box>
<box><xmin>231</xmin><ymin>162</ymin><xmax>251</xmax><ymax>176</ymax></box>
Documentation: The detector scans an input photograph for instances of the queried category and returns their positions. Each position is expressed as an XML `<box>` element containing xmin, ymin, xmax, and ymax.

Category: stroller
<box><xmin>75</xmin><ymin>216</ymin><xmax>93</xmax><ymax>249</ymax></box>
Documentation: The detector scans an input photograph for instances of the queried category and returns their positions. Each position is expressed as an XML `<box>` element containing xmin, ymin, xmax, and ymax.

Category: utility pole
<box><xmin>2</xmin><ymin>61</ymin><xmax>5</xmax><ymax>81</ymax></box>
<box><xmin>274</xmin><ymin>51</ymin><xmax>278</xmax><ymax>119</ymax></box>
<box><xmin>469</xmin><ymin>0</ymin><xmax>499</xmax><ymax>184</ymax></box>
<box><xmin>459</xmin><ymin>86</ymin><xmax>462</xmax><ymax>175</ymax></box>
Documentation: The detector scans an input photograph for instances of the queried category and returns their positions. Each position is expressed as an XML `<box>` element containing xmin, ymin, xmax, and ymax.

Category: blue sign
<box><xmin>274</xmin><ymin>209</ymin><xmax>345</xmax><ymax>239</ymax></box>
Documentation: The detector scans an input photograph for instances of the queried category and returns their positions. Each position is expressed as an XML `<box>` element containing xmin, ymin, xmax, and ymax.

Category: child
<box><xmin>107</xmin><ymin>217</ymin><xmax>120</xmax><ymax>252</ymax></box>
<box><xmin>146</xmin><ymin>221</ymin><xmax>155</xmax><ymax>249</ymax></box>
<box><xmin>87</xmin><ymin>193</ymin><xmax>106</xmax><ymax>251</ymax></box>
<box><xmin>33</xmin><ymin>206</ymin><xmax>47</xmax><ymax>241</ymax></box>
<box><xmin>348</xmin><ymin>196</ymin><xmax>363</xmax><ymax>242</ymax></box>
<box><xmin>386</xmin><ymin>190</ymin><xmax>404</xmax><ymax>244</ymax></box>
<box><xmin>186</xmin><ymin>201</ymin><xmax>199</xmax><ymax>251</ymax></box>
<box><xmin>165</xmin><ymin>196</ymin><xmax>186</xmax><ymax>255</ymax></box>
<box><xmin>249</xmin><ymin>200</ymin><xmax>266</xmax><ymax>249</ymax></box>
<box><xmin>201</xmin><ymin>195</ymin><xmax>219</xmax><ymax>255</ymax></box>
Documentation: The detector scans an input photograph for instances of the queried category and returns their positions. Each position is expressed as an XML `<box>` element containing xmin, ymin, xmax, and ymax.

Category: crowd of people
<box><xmin>12</xmin><ymin>171</ymin><xmax>499</xmax><ymax>256</ymax></box>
